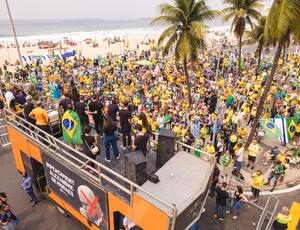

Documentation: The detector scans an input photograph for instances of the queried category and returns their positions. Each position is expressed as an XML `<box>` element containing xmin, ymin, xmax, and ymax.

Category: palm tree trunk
<box><xmin>256</xmin><ymin>42</ymin><xmax>263</xmax><ymax>73</ymax></box>
<box><xmin>282</xmin><ymin>44</ymin><xmax>286</xmax><ymax>62</ymax></box>
<box><xmin>238</xmin><ymin>34</ymin><xmax>242</xmax><ymax>78</ymax></box>
<box><xmin>183</xmin><ymin>58</ymin><xmax>192</xmax><ymax>105</ymax></box>
<box><xmin>245</xmin><ymin>42</ymin><xmax>283</xmax><ymax>149</ymax></box>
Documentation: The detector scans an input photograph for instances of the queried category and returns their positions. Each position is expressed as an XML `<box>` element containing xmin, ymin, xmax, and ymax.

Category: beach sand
<box><xmin>0</xmin><ymin>30</ymin><xmax>233</xmax><ymax>68</ymax></box>
<box><xmin>0</xmin><ymin>36</ymin><xmax>152</xmax><ymax>66</ymax></box>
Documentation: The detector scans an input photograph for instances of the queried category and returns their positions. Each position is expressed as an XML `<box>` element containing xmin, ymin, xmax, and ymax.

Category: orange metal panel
<box><xmin>48</xmin><ymin>192</ymin><xmax>99</xmax><ymax>230</ymax></box>
<box><xmin>107</xmin><ymin>192</ymin><xmax>170</xmax><ymax>230</ymax></box>
<box><xmin>7</xmin><ymin>126</ymin><xmax>27</xmax><ymax>173</ymax></box>
<box><xmin>27</xmin><ymin>141</ymin><xmax>42</xmax><ymax>164</ymax></box>
<box><xmin>132</xmin><ymin>194</ymin><xmax>170</xmax><ymax>230</ymax></box>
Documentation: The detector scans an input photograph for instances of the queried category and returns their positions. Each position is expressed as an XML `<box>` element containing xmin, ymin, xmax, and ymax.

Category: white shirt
<box><xmin>236</xmin><ymin>148</ymin><xmax>244</xmax><ymax>162</ymax></box>
<box><xmin>123</xmin><ymin>217</ymin><xmax>135</xmax><ymax>229</ymax></box>
<box><xmin>5</xmin><ymin>91</ymin><xmax>15</xmax><ymax>106</ymax></box>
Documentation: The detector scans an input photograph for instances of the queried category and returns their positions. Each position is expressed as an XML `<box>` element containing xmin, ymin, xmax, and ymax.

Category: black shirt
<box><xmin>59</xmin><ymin>98</ymin><xmax>73</xmax><ymax>112</ymax></box>
<box><xmin>108</xmin><ymin>103</ymin><xmax>119</xmax><ymax>121</ymax></box>
<box><xmin>75</xmin><ymin>101</ymin><xmax>87</xmax><ymax>118</ymax></box>
<box><xmin>212</xmin><ymin>167</ymin><xmax>220</xmax><ymax>183</ymax></box>
<box><xmin>215</xmin><ymin>187</ymin><xmax>229</xmax><ymax>206</ymax></box>
<box><xmin>103</xmin><ymin>121</ymin><xmax>117</xmax><ymax>136</ymax></box>
<box><xmin>82</xmin><ymin>134</ymin><xmax>96</xmax><ymax>156</ymax></box>
<box><xmin>134</xmin><ymin>134</ymin><xmax>149</xmax><ymax>156</ymax></box>
<box><xmin>89</xmin><ymin>100</ymin><xmax>104</xmax><ymax>120</ymax></box>
<box><xmin>23</xmin><ymin>102</ymin><xmax>35</xmax><ymax>121</ymax></box>
<box><xmin>119</xmin><ymin>109</ymin><xmax>131</xmax><ymax>131</ymax></box>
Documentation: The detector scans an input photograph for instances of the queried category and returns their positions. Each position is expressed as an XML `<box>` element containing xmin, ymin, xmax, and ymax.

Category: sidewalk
<box><xmin>220</xmin><ymin>138</ymin><xmax>300</xmax><ymax>192</ymax></box>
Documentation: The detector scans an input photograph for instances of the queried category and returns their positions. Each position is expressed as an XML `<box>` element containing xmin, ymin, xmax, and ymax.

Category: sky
<box><xmin>0</xmin><ymin>0</ymin><xmax>226</xmax><ymax>20</ymax></box>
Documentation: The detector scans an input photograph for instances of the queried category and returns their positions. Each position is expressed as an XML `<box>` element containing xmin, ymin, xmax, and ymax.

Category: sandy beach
<box><xmin>0</xmin><ymin>29</ymin><xmax>233</xmax><ymax>68</ymax></box>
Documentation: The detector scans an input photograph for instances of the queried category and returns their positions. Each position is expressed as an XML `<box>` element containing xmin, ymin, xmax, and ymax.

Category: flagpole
<box><xmin>5</xmin><ymin>0</ymin><xmax>23</xmax><ymax>67</ymax></box>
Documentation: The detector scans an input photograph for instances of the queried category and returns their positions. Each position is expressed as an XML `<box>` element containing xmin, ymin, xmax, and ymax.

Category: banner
<box><xmin>259</xmin><ymin>118</ymin><xmax>282</xmax><ymax>138</ymax></box>
<box><xmin>273</xmin><ymin>117</ymin><xmax>299</xmax><ymax>145</ymax></box>
<box><xmin>62</xmin><ymin>110</ymin><xmax>83</xmax><ymax>145</ymax></box>
<box><xmin>42</xmin><ymin>152</ymin><xmax>108</xmax><ymax>229</ymax></box>
<box><xmin>285</xmin><ymin>117</ymin><xmax>298</xmax><ymax>140</ymax></box>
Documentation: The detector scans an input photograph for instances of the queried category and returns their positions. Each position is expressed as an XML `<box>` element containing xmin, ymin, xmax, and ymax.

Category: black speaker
<box><xmin>124</xmin><ymin>151</ymin><xmax>147</xmax><ymax>185</ymax></box>
<box><xmin>156</xmin><ymin>129</ymin><xmax>176</xmax><ymax>169</ymax></box>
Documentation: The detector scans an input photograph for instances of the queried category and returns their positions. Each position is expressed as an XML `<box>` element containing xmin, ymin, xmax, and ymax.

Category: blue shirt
<box><xmin>49</xmin><ymin>82</ymin><xmax>62</xmax><ymax>99</ymax></box>
<box><xmin>21</xmin><ymin>175</ymin><xmax>33</xmax><ymax>191</ymax></box>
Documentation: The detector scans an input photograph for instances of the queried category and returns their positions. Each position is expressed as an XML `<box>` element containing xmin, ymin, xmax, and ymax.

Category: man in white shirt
<box><xmin>234</xmin><ymin>142</ymin><xmax>244</xmax><ymax>171</ymax></box>
<box><xmin>123</xmin><ymin>217</ymin><xmax>135</xmax><ymax>230</ymax></box>
<box><xmin>5</xmin><ymin>89</ymin><xmax>15</xmax><ymax>106</ymax></box>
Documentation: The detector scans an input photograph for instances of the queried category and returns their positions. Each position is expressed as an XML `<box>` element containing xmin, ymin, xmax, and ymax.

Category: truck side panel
<box><xmin>7</xmin><ymin>126</ymin><xmax>27</xmax><ymax>173</ymax></box>
<box><xmin>49</xmin><ymin>192</ymin><xmax>99</xmax><ymax>230</ymax></box>
<box><xmin>108</xmin><ymin>192</ymin><xmax>170</xmax><ymax>230</ymax></box>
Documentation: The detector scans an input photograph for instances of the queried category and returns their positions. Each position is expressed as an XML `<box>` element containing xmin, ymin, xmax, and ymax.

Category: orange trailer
<box><xmin>5</xmin><ymin>109</ymin><xmax>215</xmax><ymax>230</ymax></box>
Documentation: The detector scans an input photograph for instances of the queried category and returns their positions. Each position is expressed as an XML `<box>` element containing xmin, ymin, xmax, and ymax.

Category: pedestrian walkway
<box><xmin>219</xmin><ymin>138</ymin><xmax>300</xmax><ymax>193</ymax></box>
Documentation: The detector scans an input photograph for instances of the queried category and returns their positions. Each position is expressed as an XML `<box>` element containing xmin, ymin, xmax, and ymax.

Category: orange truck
<box><xmin>5</xmin><ymin>109</ymin><xmax>215</xmax><ymax>230</ymax></box>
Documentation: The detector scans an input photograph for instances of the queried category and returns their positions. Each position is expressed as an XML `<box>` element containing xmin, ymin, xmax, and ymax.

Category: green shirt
<box><xmin>221</xmin><ymin>155</ymin><xmax>232</xmax><ymax>167</ymax></box>
<box><xmin>227</xmin><ymin>95</ymin><xmax>234</xmax><ymax>105</ymax></box>
<box><xmin>277</xmin><ymin>214</ymin><xmax>292</xmax><ymax>225</ymax></box>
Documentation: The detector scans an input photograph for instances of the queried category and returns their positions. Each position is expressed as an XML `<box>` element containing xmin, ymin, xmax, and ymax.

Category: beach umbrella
<box><xmin>137</xmin><ymin>60</ymin><xmax>152</xmax><ymax>66</ymax></box>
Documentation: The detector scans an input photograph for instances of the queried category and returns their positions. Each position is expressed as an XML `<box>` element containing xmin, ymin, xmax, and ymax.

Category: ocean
<box><xmin>0</xmin><ymin>18</ymin><xmax>230</xmax><ymax>43</ymax></box>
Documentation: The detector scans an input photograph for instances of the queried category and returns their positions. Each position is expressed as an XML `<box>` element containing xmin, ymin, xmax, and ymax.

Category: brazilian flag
<box><xmin>286</xmin><ymin>117</ymin><xmax>299</xmax><ymax>140</ymax></box>
<box><xmin>62</xmin><ymin>110</ymin><xmax>83</xmax><ymax>145</ymax></box>
<box><xmin>259</xmin><ymin>118</ymin><xmax>282</xmax><ymax>138</ymax></box>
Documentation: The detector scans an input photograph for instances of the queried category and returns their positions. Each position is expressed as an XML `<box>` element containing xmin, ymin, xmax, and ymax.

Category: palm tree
<box><xmin>243</xmin><ymin>16</ymin><xmax>266</xmax><ymax>72</ymax></box>
<box><xmin>151</xmin><ymin>0</ymin><xmax>215</xmax><ymax>105</ymax></box>
<box><xmin>246</xmin><ymin>0</ymin><xmax>300</xmax><ymax>148</ymax></box>
<box><xmin>222</xmin><ymin>0</ymin><xmax>262</xmax><ymax>78</ymax></box>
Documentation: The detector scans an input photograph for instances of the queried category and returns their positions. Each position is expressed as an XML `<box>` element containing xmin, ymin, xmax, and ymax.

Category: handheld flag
<box><xmin>191</xmin><ymin>120</ymin><xmax>201</xmax><ymax>139</ymax></box>
<box><xmin>259</xmin><ymin>118</ymin><xmax>282</xmax><ymax>138</ymax></box>
<box><xmin>62</xmin><ymin>110</ymin><xmax>83</xmax><ymax>145</ymax></box>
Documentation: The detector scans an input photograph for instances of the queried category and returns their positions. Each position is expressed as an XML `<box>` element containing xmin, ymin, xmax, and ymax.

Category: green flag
<box><xmin>62</xmin><ymin>110</ymin><xmax>83</xmax><ymax>145</ymax></box>
<box><xmin>29</xmin><ymin>72</ymin><xmax>38</xmax><ymax>85</ymax></box>
<box><xmin>259</xmin><ymin>118</ymin><xmax>282</xmax><ymax>138</ymax></box>
<box><xmin>285</xmin><ymin>117</ymin><xmax>299</xmax><ymax>140</ymax></box>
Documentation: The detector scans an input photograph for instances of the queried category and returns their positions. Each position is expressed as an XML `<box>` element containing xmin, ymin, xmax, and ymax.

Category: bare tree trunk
<box><xmin>183</xmin><ymin>58</ymin><xmax>192</xmax><ymax>106</ymax></box>
<box><xmin>245</xmin><ymin>43</ymin><xmax>283</xmax><ymax>149</ymax></box>
<box><xmin>238</xmin><ymin>35</ymin><xmax>242</xmax><ymax>79</ymax></box>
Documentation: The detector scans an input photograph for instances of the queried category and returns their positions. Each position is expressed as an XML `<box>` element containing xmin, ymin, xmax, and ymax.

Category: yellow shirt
<box><xmin>172</xmin><ymin>126</ymin><xmax>181</xmax><ymax>136</ymax></box>
<box><xmin>29</xmin><ymin>107</ymin><xmax>49</xmax><ymax>126</ymax></box>
<box><xmin>252</xmin><ymin>173</ymin><xmax>264</xmax><ymax>190</ymax></box>
<box><xmin>238</xmin><ymin>127</ymin><xmax>248</xmax><ymax>139</ymax></box>
<box><xmin>207</xmin><ymin>145</ymin><xmax>215</xmax><ymax>154</ymax></box>
<box><xmin>249</xmin><ymin>143</ymin><xmax>259</xmax><ymax>157</ymax></box>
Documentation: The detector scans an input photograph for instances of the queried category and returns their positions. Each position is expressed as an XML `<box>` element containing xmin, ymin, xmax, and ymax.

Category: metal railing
<box><xmin>0</xmin><ymin>115</ymin><xmax>11</xmax><ymax>152</ymax></box>
<box><xmin>4</xmin><ymin>109</ymin><xmax>215</xmax><ymax>230</ymax></box>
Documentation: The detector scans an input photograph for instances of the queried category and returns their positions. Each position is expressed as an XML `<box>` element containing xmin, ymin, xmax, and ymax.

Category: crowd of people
<box><xmin>1</xmin><ymin>43</ymin><xmax>299</xmax><ymax>171</ymax></box>
<box><xmin>0</xmin><ymin>42</ymin><xmax>299</xmax><ymax>228</ymax></box>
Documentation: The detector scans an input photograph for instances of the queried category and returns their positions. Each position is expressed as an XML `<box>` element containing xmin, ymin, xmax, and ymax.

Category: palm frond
<box><xmin>150</xmin><ymin>16</ymin><xmax>178</xmax><ymax>25</ymax></box>
<box><xmin>162</xmin><ymin>32</ymin><xmax>179</xmax><ymax>56</ymax></box>
<box><xmin>157</xmin><ymin>26</ymin><xmax>177</xmax><ymax>46</ymax></box>
<box><xmin>190</xmin><ymin>21</ymin><xmax>207</xmax><ymax>40</ymax></box>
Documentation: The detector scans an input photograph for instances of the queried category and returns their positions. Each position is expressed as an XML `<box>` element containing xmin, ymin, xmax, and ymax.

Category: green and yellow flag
<box><xmin>62</xmin><ymin>110</ymin><xmax>83</xmax><ymax>145</ymax></box>
<box><xmin>259</xmin><ymin>118</ymin><xmax>282</xmax><ymax>138</ymax></box>
<box><xmin>286</xmin><ymin>117</ymin><xmax>299</xmax><ymax>140</ymax></box>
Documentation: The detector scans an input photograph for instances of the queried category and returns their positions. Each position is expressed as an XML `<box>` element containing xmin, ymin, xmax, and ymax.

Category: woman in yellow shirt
<box><xmin>251</xmin><ymin>170</ymin><xmax>264</xmax><ymax>202</ymax></box>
